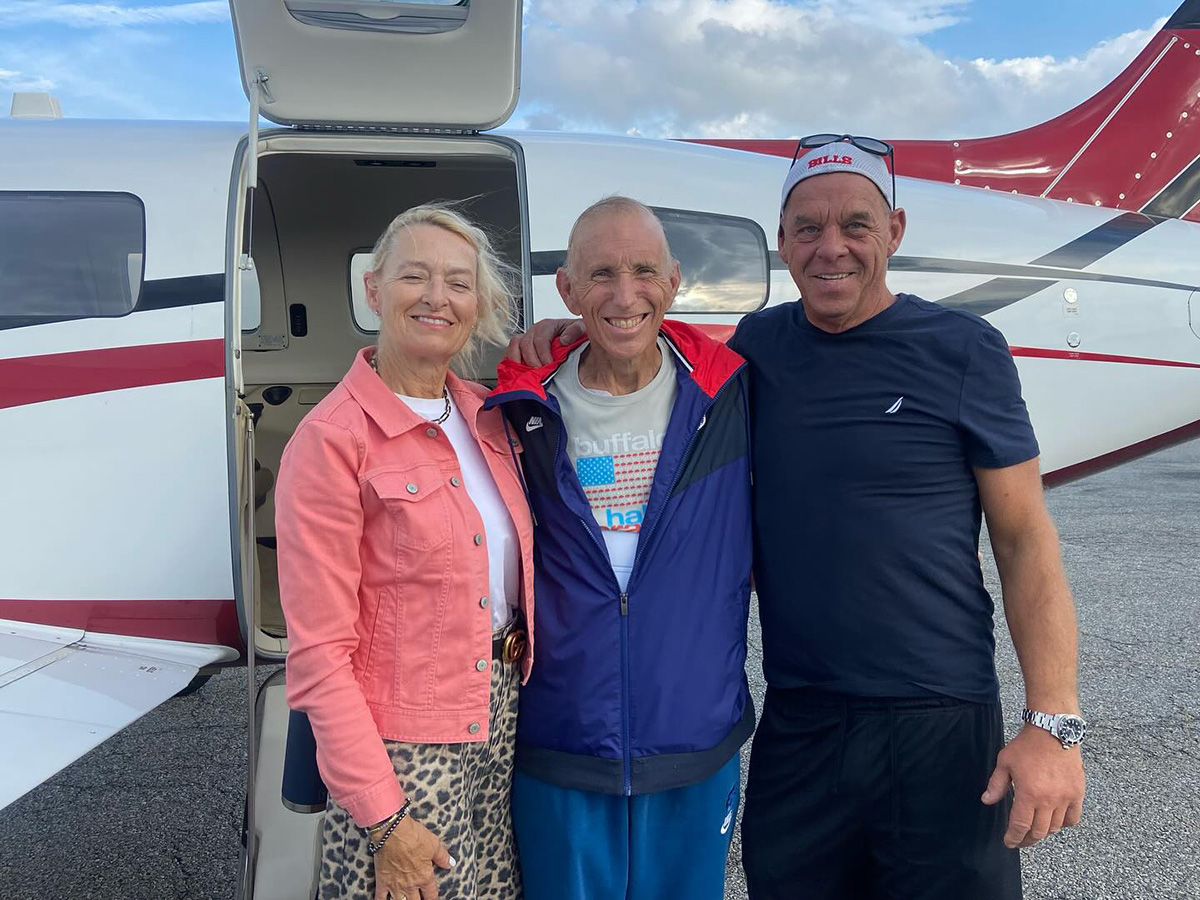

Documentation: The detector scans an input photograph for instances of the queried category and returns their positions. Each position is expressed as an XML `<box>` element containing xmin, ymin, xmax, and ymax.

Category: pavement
<box><xmin>1</xmin><ymin>440</ymin><xmax>1197</xmax><ymax>900</ymax></box>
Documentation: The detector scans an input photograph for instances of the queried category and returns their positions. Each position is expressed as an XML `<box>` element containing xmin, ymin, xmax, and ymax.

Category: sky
<box><xmin>0</xmin><ymin>1</ymin><xmax>1183</xmax><ymax>139</ymax></box>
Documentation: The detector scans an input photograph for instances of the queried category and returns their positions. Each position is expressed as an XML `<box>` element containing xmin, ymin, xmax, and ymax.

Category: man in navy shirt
<box><xmin>728</xmin><ymin>140</ymin><xmax>1086</xmax><ymax>900</ymax></box>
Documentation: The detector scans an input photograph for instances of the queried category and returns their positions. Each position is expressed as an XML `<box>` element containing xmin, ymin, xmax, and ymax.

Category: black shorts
<box><xmin>741</xmin><ymin>687</ymin><xmax>1022</xmax><ymax>900</ymax></box>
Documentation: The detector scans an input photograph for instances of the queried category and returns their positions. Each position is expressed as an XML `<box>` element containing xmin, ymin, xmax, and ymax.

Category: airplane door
<box><xmin>1190</xmin><ymin>290</ymin><xmax>1200</xmax><ymax>340</ymax></box>
<box><xmin>228</xmin><ymin>0</ymin><xmax>521</xmax><ymax>130</ymax></box>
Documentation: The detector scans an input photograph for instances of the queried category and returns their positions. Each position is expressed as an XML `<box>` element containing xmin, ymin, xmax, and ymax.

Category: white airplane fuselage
<box><xmin>1</xmin><ymin>119</ymin><xmax>1199</xmax><ymax>656</ymax></box>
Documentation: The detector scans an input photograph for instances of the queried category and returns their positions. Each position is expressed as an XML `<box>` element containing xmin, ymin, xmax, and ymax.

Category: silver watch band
<box><xmin>1023</xmin><ymin>709</ymin><xmax>1057</xmax><ymax>731</ymax></box>
<box><xmin>1022</xmin><ymin>708</ymin><xmax>1086</xmax><ymax>748</ymax></box>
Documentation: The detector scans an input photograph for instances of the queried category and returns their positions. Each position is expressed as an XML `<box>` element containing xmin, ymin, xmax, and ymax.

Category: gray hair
<box><xmin>564</xmin><ymin>196</ymin><xmax>674</xmax><ymax>277</ymax></box>
<box><xmin>369</xmin><ymin>202</ymin><xmax>519</xmax><ymax>370</ymax></box>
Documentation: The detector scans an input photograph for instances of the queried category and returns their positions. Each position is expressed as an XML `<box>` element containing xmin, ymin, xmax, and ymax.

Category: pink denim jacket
<box><xmin>276</xmin><ymin>348</ymin><xmax>535</xmax><ymax>827</ymax></box>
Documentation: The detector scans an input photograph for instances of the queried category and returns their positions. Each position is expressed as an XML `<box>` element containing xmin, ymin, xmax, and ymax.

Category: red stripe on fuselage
<box><xmin>0</xmin><ymin>597</ymin><xmax>243</xmax><ymax>650</ymax></box>
<box><xmin>1044</xmin><ymin>417</ymin><xmax>1200</xmax><ymax>487</ymax></box>
<box><xmin>0</xmin><ymin>339</ymin><xmax>225</xmax><ymax>410</ymax></box>
<box><xmin>1009</xmin><ymin>346</ymin><xmax>1200</xmax><ymax>369</ymax></box>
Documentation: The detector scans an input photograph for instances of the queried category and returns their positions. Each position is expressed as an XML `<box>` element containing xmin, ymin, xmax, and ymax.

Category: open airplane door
<box><xmin>226</xmin><ymin>3</ymin><xmax>524</xmax><ymax>897</ymax></box>
<box><xmin>228</xmin><ymin>0</ymin><xmax>521</xmax><ymax>130</ymax></box>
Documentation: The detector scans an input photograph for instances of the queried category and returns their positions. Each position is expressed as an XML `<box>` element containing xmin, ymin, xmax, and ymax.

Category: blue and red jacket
<box><xmin>485</xmin><ymin>320</ymin><xmax>754</xmax><ymax>795</ymax></box>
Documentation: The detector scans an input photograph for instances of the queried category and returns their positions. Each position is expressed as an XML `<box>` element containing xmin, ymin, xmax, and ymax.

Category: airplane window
<box><xmin>653</xmin><ymin>208</ymin><xmax>769</xmax><ymax>314</ymax></box>
<box><xmin>0</xmin><ymin>191</ymin><xmax>145</xmax><ymax>322</ymax></box>
<box><xmin>348</xmin><ymin>251</ymin><xmax>381</xmax><ymax>333</ymax></box>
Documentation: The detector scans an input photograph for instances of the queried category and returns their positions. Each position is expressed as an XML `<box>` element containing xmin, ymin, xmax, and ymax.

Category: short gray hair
<box><xmin>369</xmin><ymin>202</ymin><xmax>519</xmax><ymax>370</ymax></box>
<box><xmin>565</xmin><ymin>196</ymin><xmax>674</xmax><ymax>276</ymax></box>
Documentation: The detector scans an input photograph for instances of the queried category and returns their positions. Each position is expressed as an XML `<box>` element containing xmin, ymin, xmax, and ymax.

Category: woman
<box><xmin>276</xmin><ymin>204</ymin><xmax>535</xmax><ymax>900</ymax></box>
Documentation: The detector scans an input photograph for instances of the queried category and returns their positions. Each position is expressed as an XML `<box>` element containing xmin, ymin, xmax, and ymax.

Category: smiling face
<box><xmin>365</xmin><ymin>222</ymin><xmax>480</xmax><ymax>369</ymax></box>
<box><xmin>779</xmin><ymin>172</ymin><xmax>906</xmax><ymax>333</ymax></box>
<box><xmin>557</xmin><ymin>207</ymin><xmax>680</xmax><ymax>365</ymax></box>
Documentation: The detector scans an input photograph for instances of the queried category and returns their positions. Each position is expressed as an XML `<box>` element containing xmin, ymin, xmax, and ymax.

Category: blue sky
<box><xmin>924</xmin><ymin>1</ymin><xmax>1163</xmax><ymax>59</ymax></box>
<box><xmin>0</xmin><ymin>1</ymin><xmax>1183</xmax><ymax>138</ymax></box>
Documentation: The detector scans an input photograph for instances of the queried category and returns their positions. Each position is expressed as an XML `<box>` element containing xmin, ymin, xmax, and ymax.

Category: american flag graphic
<box><xmin>575</xmin><ymin>450</ymin><xmax>659</xmax><ymax>532</ymax></box>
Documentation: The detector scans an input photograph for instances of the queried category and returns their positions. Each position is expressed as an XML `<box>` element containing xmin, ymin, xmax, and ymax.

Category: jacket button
<box><xmin>479</xmin><ymin>596</ymin><xmax>490</xmax><ymax>608</ymax></box>
<box><xmin>450</xmin><ymin>476</ymin><xmax>461</xmax><ymax>487</ymax></box>
<box><xmin>405</xmin><ymin>483</ymin><xmax>418</xmax><ymax>494</ymax></box>
<box><xmin>473</xmin><ymin>533</ymin><xmax>483</xmax><ymax>546</ymax></box>
<box><xmin>426</xmin><ymin>427</ymin><xmax>438</xmax><ymax>438</ymax></box>
<box><xmin>468</xmin><ymin>722</ymin><xmax>481</xmax><ymax>734</ymax></box>
<box><xmin>475</xmin><ymin>659</ymin><xmax>488</xmax><ymax>672</ymax></box>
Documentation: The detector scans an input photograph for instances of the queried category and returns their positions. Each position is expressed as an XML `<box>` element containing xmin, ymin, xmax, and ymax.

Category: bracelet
<box><xmin>366</xmin><ymin>799</ymin><xmax>411</xmax><ymax>856</ymax></box>
<box><xmin>367</xmin><ymin>799</ymin><xmax>410</xmax><ymax>836</ymax></box>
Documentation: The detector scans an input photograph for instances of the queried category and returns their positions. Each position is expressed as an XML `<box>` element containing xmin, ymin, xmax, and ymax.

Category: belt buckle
<box><xmin>501</xmin><ymin>628</ymin><xmax>527</xmax><ymax>664</ymax></box>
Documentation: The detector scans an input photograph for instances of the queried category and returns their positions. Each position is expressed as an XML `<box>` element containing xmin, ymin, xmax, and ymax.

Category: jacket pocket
<box><xmin>359</xmin><ymin>586</ymin><xmax>395</xmax><ymax>706</ymax></box>
<box><xmin>366</xmin><ymin>465</ymin><xmax>451</xmax><ymax>551</ymax></box>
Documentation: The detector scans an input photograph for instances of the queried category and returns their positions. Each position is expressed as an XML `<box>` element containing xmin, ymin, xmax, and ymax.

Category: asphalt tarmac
<box><xmin>1</xmin><ymin>440</ymin><xmax>1197</xmax><ymax>900</ymax></box>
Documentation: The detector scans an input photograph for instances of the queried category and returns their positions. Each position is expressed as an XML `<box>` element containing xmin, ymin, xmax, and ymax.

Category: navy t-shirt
<box><xmin>729</xmin><ymin>294</ymin><xmax>1039</xmax><ymax>702</ymax></box>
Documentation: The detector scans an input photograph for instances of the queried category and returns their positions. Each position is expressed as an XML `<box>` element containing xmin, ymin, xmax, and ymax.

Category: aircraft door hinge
<box><xmin>251</xmin><ymin>67</ymin><xmax>275</xmax><ymax>106</ymax></box>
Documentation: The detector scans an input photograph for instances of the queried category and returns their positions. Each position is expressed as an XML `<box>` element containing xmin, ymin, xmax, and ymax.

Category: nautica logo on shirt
<box><xmin>885</xmin><ymin>397</ymin><xmax>904</xmax><ymax>415</ymax></box>
<box><xmin>526</xmin><ymin>416</ymin><xmax>544</xmax><ymax>432</ymax></box>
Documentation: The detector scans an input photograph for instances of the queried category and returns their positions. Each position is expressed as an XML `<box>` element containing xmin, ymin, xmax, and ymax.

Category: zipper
<box><xmin>619</xmin><ymin>592</ymin><xmax>632</xmax><ymax>795</ymax></box>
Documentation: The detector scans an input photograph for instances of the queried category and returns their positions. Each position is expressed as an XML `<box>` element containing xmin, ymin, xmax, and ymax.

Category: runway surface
<box><xmin>1</xmin><ymin>440</ymin><xmax>1197</xmax><ymax>900</ymax></box>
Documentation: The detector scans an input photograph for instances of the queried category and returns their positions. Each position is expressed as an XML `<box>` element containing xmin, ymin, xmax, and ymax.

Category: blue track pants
<box><xmin>512</xmin><ymin>753</ymin><xmax>740</xmax><ymax>900</ymax></box>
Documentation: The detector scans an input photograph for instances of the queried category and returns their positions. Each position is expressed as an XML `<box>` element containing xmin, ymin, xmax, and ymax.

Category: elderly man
<box><xmin>728</xmin><ymin>138</ymin><xmax>1086</xmax><ymax>900</ymax></box>
<box><xmin>486</xmin><ymin>196</ymin><xmax>754</xmax><ymax>900</ymax></box>
<box><xmin>512</xmin><ymin>141</ymin><xmax>1087</xmax><ymax>900</ymax></box>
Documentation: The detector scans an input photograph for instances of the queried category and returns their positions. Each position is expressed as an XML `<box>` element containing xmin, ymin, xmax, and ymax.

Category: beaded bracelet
<box><xmin>366</xmin><ymin>799</ymin><xmax>412</xmax><ymax>857</ymax></box>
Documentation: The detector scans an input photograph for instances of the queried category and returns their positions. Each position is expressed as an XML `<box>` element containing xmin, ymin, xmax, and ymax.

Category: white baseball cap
<box><xmin>780</xmin><ymin>141</ymin><xmax>894</xmax><ymax>214</ymax></box>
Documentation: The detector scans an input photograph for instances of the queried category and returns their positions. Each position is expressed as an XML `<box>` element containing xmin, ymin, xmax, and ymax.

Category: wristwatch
<box><xmin>1022</xmin><ymin>709</ymin><xmax>1088</xmax><ymax>749</ymax></box>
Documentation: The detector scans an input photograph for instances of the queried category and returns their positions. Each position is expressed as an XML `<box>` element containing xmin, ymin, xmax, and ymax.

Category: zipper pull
<box><xmin>620</xmin><ymin>592</ymin><xmax>628</xmax><ymax>615</ymax></box>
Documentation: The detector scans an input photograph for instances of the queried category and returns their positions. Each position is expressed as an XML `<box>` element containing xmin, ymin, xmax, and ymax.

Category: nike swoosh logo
<box><xmin>526</xmin><ymin>417</ymin><xmax>543</xmax><ymax>432</ymax></box>
<box><xmin>885</xmin><ymin>397</ymin><xmax>904</xmax><ymax>415</ymax></box>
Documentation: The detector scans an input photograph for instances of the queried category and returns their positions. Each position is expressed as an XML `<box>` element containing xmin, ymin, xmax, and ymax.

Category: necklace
<box><xmin>370</xmin><ymin>353</ymin><xmax>452</xmax><ymax>424</ymax></box>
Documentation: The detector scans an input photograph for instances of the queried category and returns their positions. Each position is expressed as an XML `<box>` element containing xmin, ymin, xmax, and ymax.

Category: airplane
<box><xmin>0</xmin><ymin>1</ymin><xmax>1197</xmax><ymax>897</ymax></box>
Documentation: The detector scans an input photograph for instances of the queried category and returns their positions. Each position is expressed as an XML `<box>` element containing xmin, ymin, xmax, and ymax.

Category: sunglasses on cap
<box><xmin>791</xmin><ymin>133</ymin><xmax>896</xmax><ymax>208</ymax></box>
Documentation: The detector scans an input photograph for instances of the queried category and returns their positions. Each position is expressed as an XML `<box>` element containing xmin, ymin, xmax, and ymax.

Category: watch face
<box><xmin>1056</xmin><ymin>715</ymin><xmax>1087</xmax><ymax>744</ymax></box>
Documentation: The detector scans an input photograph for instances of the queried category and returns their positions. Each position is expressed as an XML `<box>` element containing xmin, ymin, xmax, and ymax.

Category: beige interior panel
<box><xmin>244</xmin><ymin>142</ymin><xmax>521</xmax><ymax>385</ymax></box>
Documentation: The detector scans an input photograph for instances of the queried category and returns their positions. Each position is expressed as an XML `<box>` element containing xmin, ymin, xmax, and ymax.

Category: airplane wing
<box><xmin>0</xmin><ymin>618</ymin><xmax>237</xmax><ymax>811</ymax></box>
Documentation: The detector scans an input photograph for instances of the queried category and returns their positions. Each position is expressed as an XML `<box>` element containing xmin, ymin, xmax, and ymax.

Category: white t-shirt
<box><xmin>395</xmin><ymin>392</ymin><xmax>519</xmax><ymax>631</ymax></box>
<box><xmin>548</xmin><ymin>338</ymin><xmax>677</xmax><ymax>592</ymax></box>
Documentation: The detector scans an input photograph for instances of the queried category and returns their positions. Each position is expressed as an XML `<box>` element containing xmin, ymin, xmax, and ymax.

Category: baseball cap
<box><xmin>780</xmin><ymin>141</ymin><xmax>894</xmax><ymax>213</ymax></box>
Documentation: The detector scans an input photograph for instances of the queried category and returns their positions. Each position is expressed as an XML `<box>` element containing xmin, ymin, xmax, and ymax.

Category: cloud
<box><xmin>516</xmin><ymin>0</ymin><xmax>1165</xmax><ymax>140</ymax></box>
<box><xmin>960</xmin><ymin>19</ymin><xmax>1167</xmax><ymax>131</ymax></box>
<box><xmin>0</xmin><ymin>67</ymin><xmax>54</xmax><ymax>92</ymax></box>
<box><xmin>0</xmin><ymin>2</ymin><xmax>228</xmax><ymax>28</ymax></box>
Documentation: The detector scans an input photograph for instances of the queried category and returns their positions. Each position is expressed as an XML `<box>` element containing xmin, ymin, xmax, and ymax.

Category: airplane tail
<box><xmin>690</xmin><ymin>1</ymin><xmax>1200</xmax><ymax>221</ymax></box>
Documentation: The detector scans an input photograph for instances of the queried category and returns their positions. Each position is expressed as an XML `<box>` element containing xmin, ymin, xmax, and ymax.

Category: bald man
<box><xmin>486</xmin><ymin>197</ymin><xmax>754</xmax><ymax>900</ymax></box>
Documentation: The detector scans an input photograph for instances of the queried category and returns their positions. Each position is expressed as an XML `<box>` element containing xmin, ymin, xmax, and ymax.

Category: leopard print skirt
<box><xmin>318</xmin><ymin>646</ymin><xmax>523</xmax><ymax>900</ymax></box>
